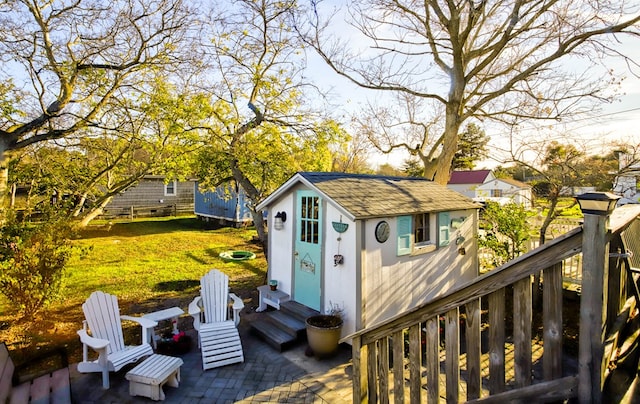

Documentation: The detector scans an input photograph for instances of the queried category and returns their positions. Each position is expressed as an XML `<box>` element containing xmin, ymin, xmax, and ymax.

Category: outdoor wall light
<box><xmin>576</xmin><ymin>192</ymin><xmax>620</xmax><ymax>216</ymax></box>
<box><xmin>274</xmin><ymin>211</ymin><xmax>287</xmax><ymax>230</ymax></box>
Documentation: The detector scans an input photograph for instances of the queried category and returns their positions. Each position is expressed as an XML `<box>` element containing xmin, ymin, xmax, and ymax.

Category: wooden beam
<box><xmin>514</xmin><ymin>277</ymin><xmax>532</xmax><ymax>387</ymax></box>
<box><xmin>543</xmin><ymin>262</ymin><xmax>563</xmax><ymax>380</ymax></box>
<box><xmin>425</xmin><ymin>316</ymin><xmax>439</xmax><ymax>403</ymax></box>
<box><xmin>578</xmin><ymin>213</ymin><xmax>610</xmax><ymax>403</ymax></box>
<box><xmin>392</xmin><ymin>330</ymin><xmax>404</xmax><ymax>404</ymax></box>
<box><xmin>465</xmin><ymin>298</ymin><xmax>482</xmax><ymax>400</ymax></box>
<box><xmin>445</xmin><ymin>308</ymin><xmax>460</xmax><ymax>403</ymax></box>
<box><xmin>488</xmin><ymin>289</ymin><xmax>505</xmax><ymax>395</ymax></box>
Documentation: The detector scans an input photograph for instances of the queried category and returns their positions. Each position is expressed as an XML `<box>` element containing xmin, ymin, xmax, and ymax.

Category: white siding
<box><xmin>361</xmin><ymin>210</ymin><xmax>478</xmax><ymax>328</ymax></box>
<box><xmin>322</xmin><ymin>203</ymin><xmax>358</xmax><ymax>337</ymax></box>
<box><xmin>266</xmin><ymin>193</ymin><xmax>295</xmax><ymax>295</ymax></box>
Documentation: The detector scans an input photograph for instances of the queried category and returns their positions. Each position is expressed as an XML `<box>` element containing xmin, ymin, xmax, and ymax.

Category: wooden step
<box><xmin>280</xmin><ymin>301</ymin><xmax>320</xmax><ymax>323</ymax></box>
<box><xmin>250</xmin><ymin>318</ymin><xmax>298</xmax><ymax>352</ymax></box>
<box><xmin>265</xmin><ymin>310</ymin><xmax>307</xmax><ymax>338</ymax></box>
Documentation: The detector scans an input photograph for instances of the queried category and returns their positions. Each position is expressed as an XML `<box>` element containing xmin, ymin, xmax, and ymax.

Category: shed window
<box><xmin>414</xmin><ymin>213</ymin><xmax>431</xmax><ymax>245</ymax></box>
<box><xmin>165</xmin><ymin>180</ymin><xmax>177</xmax><ymax>196</ymax></box>
<box><xmin>397</xmin><ymin>212</ymin><xmax>454</xmax><ymax>255</ymax></box>
<box><xmin>300</xmin><ymin>196</ymin><xmax>320</xmax><ymax>244</ymax></box>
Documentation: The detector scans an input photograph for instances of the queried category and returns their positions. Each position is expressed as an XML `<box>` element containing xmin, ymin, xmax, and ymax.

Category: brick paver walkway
<box><xmin>69</xmin><ymin>313</ymin><xmax>353</xmax><ymax>403</ymax></box>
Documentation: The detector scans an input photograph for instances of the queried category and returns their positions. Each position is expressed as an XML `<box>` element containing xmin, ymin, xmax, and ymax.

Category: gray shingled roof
<box><xmin>299</xmin><ymin>172</ymin><xmax>479</xmax><ymax>219</ymax></box>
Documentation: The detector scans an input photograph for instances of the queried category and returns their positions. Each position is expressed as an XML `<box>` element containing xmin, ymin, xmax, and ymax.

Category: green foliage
<box><xmin>479</xmin><ymin>202</ymin><xmax>531</xmax><ymax>270</ymax></box>
<box><xmin>452</xmin><ymin>123</ymin><xmax>489</xmax><ymax>171</ymax></box>
<box><xmin>0</xmin><ymin>210</ymin><xmax>80</xmax><ymax>318</ymax></box>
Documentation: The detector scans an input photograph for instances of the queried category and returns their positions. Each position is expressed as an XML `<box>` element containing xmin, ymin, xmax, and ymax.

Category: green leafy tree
<box><xmin>478</xmin><ymin>202</ymin><xmax>530</xmax><ymax>270</ymax></box>
<box><xmin>7</xmin><ymin>80</ymin><xmax>204</xmax><ymax>226</ymax></box>
<box><xmin>191</xmin><ymin>0</ymin><xmax>346</xmax><ymax>243</ymax></box>
<box><xmin>453</xmin><ymin>123</ymin><xmax>489</xmax><ymax>171</ymax></box>
<box><xmin>0</xmin><ymin>0</ymin><xmax>195</xmax><ymax>217</ymax></box>
<box><xmin>403</xmin><ymin>159</ymin><xmax>424</xmax><ymax>177</ymax></box>
<box><xmin>0</xmin><ymin>209</ymin><xmax>80</xmax><ymax>318</ymax></box>
<box><xmin>527</xmin><ymin>142</ymin><xmax>585</xmax><ymax>244</ymax></box>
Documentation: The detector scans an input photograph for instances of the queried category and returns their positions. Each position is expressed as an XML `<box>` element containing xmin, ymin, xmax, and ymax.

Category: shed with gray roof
<box><xmin>256</xmin><ymin>172</ymin><xmax>481</xmax><ymax>340</ymax></box>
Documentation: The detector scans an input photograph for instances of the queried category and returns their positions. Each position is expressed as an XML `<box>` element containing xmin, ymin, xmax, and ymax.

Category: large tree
<box><xmin>190</xmin><ymin>0</ymin><xmax>346</xmax><ymax>243</ymax></box>
<box><xmin>301</xmin><ymin>0</ymin><xmax>640</xmax><ymax>184</ymax></box>
<box><xmin>0</xmin><ymin>0</ymin><xmax>194</xmax><ymax>215</ymax></box>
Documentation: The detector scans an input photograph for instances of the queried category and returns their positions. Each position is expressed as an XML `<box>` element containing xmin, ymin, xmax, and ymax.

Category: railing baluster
<box><xmin>489</xmin><ymin>289</ymin><xmax>505</xmax><ymax>394</ymax></box>
<box><xmin>392</xmin><ymin>329</ymin><xmax>405</xmax><ymax>404</ymax></box>
<box><xmin>514</xmin><ymin>277</ymin><xmax>532</xmax><ymax>387</ymax></box>
<box><xmin>408</xmin><ymin>323</ymin><xmax>422</xmax><ymax>403</ymax></box>
<box><xmin>465</xmin><ymin>298</ymin><xmax>481</xmax><ymax>400</ymax></box>
<box><xmin>425</xmin><ymin>316</ymin><xmax>439</xmax><ymax>403</ymax></box>
<box><xmin>445</xmin><ymin>308</ymin><xmax>460</xmax><ymax>403</ymax></box>
<box><xmin>352</xmin><ymin>336</ymin><xmax>364</xmax><ymax>403</ymax></box>
<box><xmin>378</xmin><ymin>336</ymin><xmax>390</xmax><ymax>404</ymax></box>
<box><xmin>543</xmin><ymin>262</ymin><xmax>563</xmax><ymax>380</ymax></box>
<box><xmin>367</xmin><ymin>340</ymin><xmax>378</xmax><ymax>403</ymax></box>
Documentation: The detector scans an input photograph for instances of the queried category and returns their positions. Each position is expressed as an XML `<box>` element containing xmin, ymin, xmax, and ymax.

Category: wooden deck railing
<box><xmin>349</xmin><ymin>205</ymin><xmax>640</xmax><ymax>403</ymax></box>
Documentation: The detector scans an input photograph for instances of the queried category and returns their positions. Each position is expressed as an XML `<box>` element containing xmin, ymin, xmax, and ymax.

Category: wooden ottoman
<box><xmin>125</xmin><ymin>354</ymin><xmax>183</xmax><ymax>401</ymax></box>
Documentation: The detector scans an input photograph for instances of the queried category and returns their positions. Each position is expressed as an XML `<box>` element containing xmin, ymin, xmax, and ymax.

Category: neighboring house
<box><xmin>447</xmin><ymin>169</ymin><xmax>494</xmax><ymax>198</ymax></box>
<box><xmin>256</xmin><ymin>172</ymin><xmax>481</xmax><ymax>341</ymax></box>
<box><xmin>194</xmin><ymin>182</ymin><xmax>255</xmax><ymax>227</ymax></box>
<box><xmin>475</xmin><ymin>177</ymin><xmax>533</xmax><ymax>208</ymax></box>
<box><xmin>102</xmin><ymin>176</ymin><xmax>195</xmax><ymax>218</ymax></box>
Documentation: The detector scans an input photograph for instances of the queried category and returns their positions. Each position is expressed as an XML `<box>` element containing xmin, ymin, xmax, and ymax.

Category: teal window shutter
<box><xmin>397</xmin><ymin>215</ymin><xmax>412</xmax><ymax>256</ymax></box>
<box><xmin>438</xmin><ymin>212</ymin><xmax>450</xmax><ymax>247</ymax></box>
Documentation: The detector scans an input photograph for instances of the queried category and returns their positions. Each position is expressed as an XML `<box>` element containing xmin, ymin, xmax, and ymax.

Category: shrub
<box><xmin>479</xmin><ymin>202</ymin><xmax>531</xmax><ymax>270</ymax></box>
<box><xmin>0</xmin><ymin>210</ymin><xmax>78</xmax><ymax>318</ymax></box>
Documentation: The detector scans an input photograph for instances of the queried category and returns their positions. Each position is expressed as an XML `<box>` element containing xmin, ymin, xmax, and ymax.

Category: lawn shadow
<box><xmin>79</xmin><ymin>217</ymin><xmax>206</xmax><ymax>239</ymax></box>
<box><xmin>153</xmin><ymin>279</ymin><xmax>201</xmax><ymax>293</ymax></box>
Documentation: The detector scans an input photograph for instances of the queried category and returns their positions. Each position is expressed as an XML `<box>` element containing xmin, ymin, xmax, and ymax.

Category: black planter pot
<box><xmin>156</xmin><ymin>335</ymin><xmax>192</xmax><ymax>356</ymax></box>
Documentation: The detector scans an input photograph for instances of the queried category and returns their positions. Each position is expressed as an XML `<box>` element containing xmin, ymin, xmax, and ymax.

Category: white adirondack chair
<box><xmin>188</xmin><ymin>269</ymin><xmax>244</xmax><ymax>370</ymax></box>
<box><xmin>77</xmin><ymin>291</ymin><xmax>156</xmax><ymax>389</ymax></box>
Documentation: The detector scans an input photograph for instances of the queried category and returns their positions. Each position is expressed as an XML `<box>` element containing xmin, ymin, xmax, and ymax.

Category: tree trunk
<box><xmin>0</xmin><ymin>149</ymin><xmax>10</xmax><ymax>218</ymax></box>
<box><xmin>78</xmin><ymin>201</ymin><xmax>110</xmax><ymax>227</ymax></box>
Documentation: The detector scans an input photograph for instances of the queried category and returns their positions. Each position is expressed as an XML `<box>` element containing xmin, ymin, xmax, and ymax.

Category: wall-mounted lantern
<box><xmin>274</xmin><ymin>211</ymin><xmax>287</xmax><ymax>230</ymax></box>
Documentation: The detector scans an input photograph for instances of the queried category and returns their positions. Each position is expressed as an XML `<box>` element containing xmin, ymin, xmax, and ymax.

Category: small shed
<box><xmin>194</xmin><ymin>182</ymin><xmax>254</xmax><ymax>227</ymax></box>
<box><xmin>256</xmin><ymin>172</ymin><xmax>481</xmax><ymax>341</ymax></box>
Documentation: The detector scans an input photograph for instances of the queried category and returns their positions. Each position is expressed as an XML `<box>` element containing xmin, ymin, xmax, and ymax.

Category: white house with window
<box><xmin>475</xmin><ymin>177</ymin><xmax>532</xmax><ymax>208</ymax></box>
<box><xmin>256</xmin><ymin>172</ymin><xmax>481</xmax><ymax>340</ymax></box>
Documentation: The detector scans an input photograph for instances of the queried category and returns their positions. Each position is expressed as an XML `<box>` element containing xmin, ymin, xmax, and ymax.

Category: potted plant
<box><xmin>268</xmin><ymin>279</ymin><xmax>278</xmax><ymax>291</ymax></box>
<box><xmin>156</xmin><ymin>331</ymin><xmax>192</xmax><ymax>356</ymax></box>
<box><xmin>305</xmin><ymin>302</ymin><xmax>344</xmax><ymax>358</ymax></box>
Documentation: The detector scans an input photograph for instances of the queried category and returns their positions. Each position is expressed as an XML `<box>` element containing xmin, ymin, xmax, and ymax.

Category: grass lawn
<box><xmin>0</xmin><ymin>216</ymin><xmax>267</xmax><ymax>364</ymax></box>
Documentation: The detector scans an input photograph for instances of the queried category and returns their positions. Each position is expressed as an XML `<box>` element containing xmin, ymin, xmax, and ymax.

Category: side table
<box><xmin>256</xmin><ymin>285</ymin><xmax>290</xmax><ymax>312</ymax></box>
<box><xmin>143</xmin><ymin>307</ymin><xmax>184</xmax><ymax>349</ymax></box>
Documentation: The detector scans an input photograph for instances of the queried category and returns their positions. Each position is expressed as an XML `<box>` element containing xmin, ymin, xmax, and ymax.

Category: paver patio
<box><xmin>69</xmin><ymin>311</ymin><xmax>354</xmax><ymax>403</ymax></box>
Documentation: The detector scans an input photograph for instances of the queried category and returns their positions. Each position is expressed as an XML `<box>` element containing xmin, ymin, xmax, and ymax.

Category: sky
<box><xmin>305</xmin><ymin>2</ymin><xmax>640</xmax><ymax>171</ymax></box>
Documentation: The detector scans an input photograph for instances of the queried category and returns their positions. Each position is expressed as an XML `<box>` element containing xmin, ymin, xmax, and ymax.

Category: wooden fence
<box><xmin>349</xmin><ymin>205</ymin><xmax>640</xmax><ymax>403</ymax></box>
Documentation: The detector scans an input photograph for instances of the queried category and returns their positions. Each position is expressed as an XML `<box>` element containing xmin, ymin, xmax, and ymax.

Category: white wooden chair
<box><xmin>77</xmin><ymin>291</ymin><xmax>156</xmax><ymax>389</ymax></box>
<box><xmin>188</xmin><ymin>269</ymin><xmax>244</xmax><ymax>370</ymax></box>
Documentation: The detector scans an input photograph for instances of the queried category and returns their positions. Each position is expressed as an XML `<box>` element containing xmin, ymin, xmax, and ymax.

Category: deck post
<box><xmin>576</xmin><ymin>192</ymin><xmax>619</xmax><ymax>404</ymax></box>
